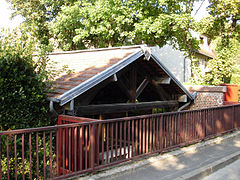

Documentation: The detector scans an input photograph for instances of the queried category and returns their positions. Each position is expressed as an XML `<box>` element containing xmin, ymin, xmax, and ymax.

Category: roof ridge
<box><xmin>49</xmin><ymin>44</ymin><xmax>147</xmax><ymax>55</ymax></box>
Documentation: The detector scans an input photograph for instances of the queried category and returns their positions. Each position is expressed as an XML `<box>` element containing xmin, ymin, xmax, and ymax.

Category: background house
<box><xmin>153</xmin><ymin>32</ymin><xmax>216</xmax><ymax>83</ymax></box>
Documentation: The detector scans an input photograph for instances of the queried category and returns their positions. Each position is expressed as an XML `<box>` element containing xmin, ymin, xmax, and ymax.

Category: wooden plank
<box><xmin>136</xmin><ymin>78</ymin><xmax>149</xmax><ymax>98</ymax></box>
<box><xmin>154</xmin><ymin>77</ymin><xmax>171</xmax><ymax>84</ymax></box>
<box><xmin>178</xmin><ymin>95</ymin><xmax>187</xmax><ymax>102</ymax></box>
<box><xmin>76</xmin><ymin>101</ymin><xmax>178</xmax><ymax>115</ymax></box>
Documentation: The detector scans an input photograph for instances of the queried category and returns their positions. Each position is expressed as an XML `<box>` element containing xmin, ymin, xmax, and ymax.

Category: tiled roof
<box><xmin>48</xmin><ymin>47</ymin><xmax>141</xmax><ymax>99</ymax></box>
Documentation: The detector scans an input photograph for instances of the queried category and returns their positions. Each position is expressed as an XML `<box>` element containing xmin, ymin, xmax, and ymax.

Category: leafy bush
<box><xmin>0</xmin><ymin>31</ymin><xmax>52</xmax><ymax>130</ymax></box>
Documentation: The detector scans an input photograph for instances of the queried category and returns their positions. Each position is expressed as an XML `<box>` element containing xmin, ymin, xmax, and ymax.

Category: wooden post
<box><xmin>129</xmin><ymin>65</ymin><xmax>137</xmax><ymax>103</ymax></box>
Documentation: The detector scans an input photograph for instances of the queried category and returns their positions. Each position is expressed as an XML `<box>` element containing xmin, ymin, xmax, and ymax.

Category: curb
<box><xmin>175</xmin><ymin>151</ymin><xmax>240</xmax><ymax>180</ymax></box>
<box><xmin>77</xmin><ymin>130</ymin><xmax>240</xmax><ymax>180</ymax></box>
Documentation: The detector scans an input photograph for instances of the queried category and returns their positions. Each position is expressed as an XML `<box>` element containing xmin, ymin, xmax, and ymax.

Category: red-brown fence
<box><xmin>0</xmin><ymin>104</ymin><xmax>240</xmax><ymax>179</ymax></box>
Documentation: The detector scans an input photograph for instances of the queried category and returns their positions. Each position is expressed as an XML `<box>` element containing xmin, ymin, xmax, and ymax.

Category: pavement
<box><xmin>202</xmin><ymin>158</ymin><xmax>240</xmax><ymax>180</ymax></box>
<box><xmin>77</xmin><ymin>130</ymin><xmax>240</xmax><ymax>180</ymax></box>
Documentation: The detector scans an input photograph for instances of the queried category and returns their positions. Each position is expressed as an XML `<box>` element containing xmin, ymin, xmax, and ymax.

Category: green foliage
<box><xmin>194</xmin><ymin>0</ymin><xmax>240</xmax><ymax>85</ymax></box>
<box><xmin>198</xmin><ymin>0</ymin><xmax>240</xmax><ymax>44</ymax></box>
<box><xmin>190</xmin><ymin>38</ymin><xmax>240</xmax><ymax>85</ymax></box>
<box><xmin>0</xmin><ymin>30</ymin><xmax>52</xmax><ymax>130</ymax></box>
<box><xmin>230</xmin><ymin>54</ymin><xmax>240</xmax><ymax>101</ymax></box>
<box><xmin>8</xmin><ymin>0</ymin><xmax>199</xmax><ymax>54</ymax></box>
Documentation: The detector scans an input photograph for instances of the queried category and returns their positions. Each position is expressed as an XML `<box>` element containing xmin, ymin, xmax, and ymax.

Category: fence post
<box><xmin>90</xmin><ymin>124</ymin><xmax>96</xmax><ymax>169</ymax></box>
<box><xmin>232</xmin><ymin>106</ymin><xmax>235</xmax><ymax>129</ymax></box>
<box><xmin>0</xmin><ymin>135</ymin><xmax>1</xmax><ymax>180</ymax></box>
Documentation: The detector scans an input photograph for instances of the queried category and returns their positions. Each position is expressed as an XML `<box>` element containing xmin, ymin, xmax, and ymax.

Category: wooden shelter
<box><xmin>48</xmin><ymin>45</ymin><xmax>195</xmax><ymax>119</ymax></box>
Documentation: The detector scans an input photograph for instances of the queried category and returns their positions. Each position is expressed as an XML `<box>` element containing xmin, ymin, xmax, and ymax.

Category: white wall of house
<box><xmin>152</xmin><ymin>45</ymin><xmax>192</xmax><ymax>83</ymax></box>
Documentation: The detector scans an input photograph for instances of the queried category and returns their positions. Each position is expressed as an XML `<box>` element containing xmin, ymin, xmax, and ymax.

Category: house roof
<box><xmin>194</xmin><ymin>48</ymin><xmax>216</xmax><ymax>59</ymax></box>
<box><xmin>48</xmin><ymin>45</ymin><xmax>194</xmax><ymax>106</ymax></box>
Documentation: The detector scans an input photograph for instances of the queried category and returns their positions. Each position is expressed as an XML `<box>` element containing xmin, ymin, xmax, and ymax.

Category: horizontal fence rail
<box><xmin>0</xmin><ymin>104</ymin><xmax>240</xmax><ymax>179</ymax></box>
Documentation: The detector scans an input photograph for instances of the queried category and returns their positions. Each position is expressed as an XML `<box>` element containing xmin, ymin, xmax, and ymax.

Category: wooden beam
<box><xmin>76</xmin><ymin>100</ymin><xmax>178</xmax><ymax>115</ymax></box>
<box><xmin>129</xmin><ymin>65</ymin><xmax>137</xmax><ymax>102</ymax></box>
<box><xmin>178</xmin><ymin>95</ymin><xmax>187</xmax><ymax>102</ymax></box>
<box><xmin>136</xmin><ymin>78</ymin><xmax>149</xmax><ymax>98</ymax></box>
<box><xmin>77</xmin><ymin>76</ymin><xmax>114</xmax><ymax>105</ymax></box>
<box><xmin>154</xmin><ymin>77</ymin><xmax>171</xmax><ymax>84</ymax></box>
<box><xmin>117</xmin><ymin>77</ymin><xmax>132</xmax><ymax>100</ymax></box>
<box><xmin>151</xmin><ymin>80</ymin><xmax>171</xmax><ymax>100</ymax></box>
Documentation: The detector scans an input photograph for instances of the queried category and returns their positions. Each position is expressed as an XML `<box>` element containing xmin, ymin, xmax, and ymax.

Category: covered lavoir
<box><xmin>48</xmin><ymin>45</ymin><xmax>195</xmax><ymax>119</ymax></box>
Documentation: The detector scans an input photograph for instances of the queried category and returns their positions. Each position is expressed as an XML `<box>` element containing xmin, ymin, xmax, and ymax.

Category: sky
<box><xmin>0</xmin><ymin>0</ymin><xmax>23</xmax><ymax>30</ymax></box>
<box><xmin>0</xmin><ymin>0</ymin><xmax>209</xmax><ymax>30</ymax></box>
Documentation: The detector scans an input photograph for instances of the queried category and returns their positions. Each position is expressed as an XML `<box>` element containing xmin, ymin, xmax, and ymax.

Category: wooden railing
<box><xmin>0</xmin><ymin>104</ymin><xmax>240</xmax><ymax>179</ymax></box>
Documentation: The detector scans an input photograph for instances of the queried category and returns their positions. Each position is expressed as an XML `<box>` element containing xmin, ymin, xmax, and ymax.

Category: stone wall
<box><xmin>184</xmin><ymin>85</ymin><xmax>227</xmax><ymax>110</ymax></box>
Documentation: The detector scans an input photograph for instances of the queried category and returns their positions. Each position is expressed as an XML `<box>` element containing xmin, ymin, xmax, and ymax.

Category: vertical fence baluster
<box><xmin>171</xmin><ymin>114</ymin><xmax>174</xmax><ymax>147</ymax></box>
<box><xmin>177</xmin><ymin>114</ymin><xmax>180</xmax><ymax>145</ymax></box>
<box><xmin>128</xmin><ymin>121</ymin><xmax>130</xmax><ymax>158</ymax></box>
<box><xmin>22</xmin><ymin>134</ymin><xmax>25</xmax><ymax>180</ymax></box>
<box><xmin>111</xmin><ymin>123</ymin><xmax>114</xmax><ymax>162</ymax></box>
<box><xmin>156</xmin><ymin>117</ymin><xmax>159</xmax><ymax>151</ymax></box>
<box><xmin>7</xmin><ymin>136</ymin><xmax>9</xmax><ymax>180</ymax></box>
<box><xmin>0</xmin><ymin>135</ymin><xmax>1</xmax><ymax>180</ymax></box>
<box><xmin>85</xmin><ymin>126</ymin><xmax>88</xmax><ymax>169</ymax></box>
<box><xmin>115</xmin><ymin>122</ymin><xmax>118</xmax><ymax>161</ymax></box>
<box><xmin>68</xmin><ymin>128</ymin><xmax>71</xmax><ymax>172</ymax></box>
<box><xmin>160</xmin><ymin>116</ymin><xmax>163</xmax><ymax>151</ymax></box>
<box><xmin>36</xmin><ymin>133</ymin><xmax>39</xmax><ymax>179</ymax></box>
<box><xmin>153</xmin><ymin>117</ymin><xmax>155</xmax><ymax>152</ymax></box>
<box><xmin>143</xmin><ymin>119</ymin><xmax>145</xmax><ymax>154</ymax></box>
<box><xmin>174</xmin><ymin>114</ymin><xmax>177</xmax><ymax>146</ymax></box>
<box><xmin>135</xmin><ymin>120</ymin><xmax>138</xmax><ymax>156</ymax></box>
<box><xmin>166</xmin><ymin>116</ymin><xmax>169</xmax><ymax>148</ymax></box>
<box><xmin>193</xmin><ymin>112</ymin><xmax>196</xmax><ymax>140</ymax></box>
<box><xmin>124</xmin><ymin>121</ymin><xmax>126</xmax><ymax>158</ymax></box>
<box><xmin>90</xmin><ymin>124</ymin><xmax>95</xmax><ymax>169</ymax></box>
<box><xmin>131</xmin><ymin>120</ymin><xmax>134</xmax><ymax>157</ymax></box>
<box><xmin>14</xmin><ymin>135</ymin><xmax>17</xmax><ymax>180</ymax></box>
<box><xmin>106</xmin><ymin>124</ymin><xmax>109</xmax><ymax>164</ymax></box>
<box><xmin>50</xmin><ymin>132</ymin><xmax>53</xmax><ymax>178</ymax></box>
<box><xmin>189</xmin><ymin>112</ymin><xmax>192</xmax><ymax>142</ymax></box>
<box><xmin>79</xmin><ymin>126</ymin><xmax>83</xmax><ymax>170</ymax></box>
<box><xmin>29</xmin><ymin>133</ymin><xmax>32</xmax><ymax>180</ymax></box>
<box><xmin>168</xmin><ymin>116</ymin><xmax>171</xmax><ymax>146</ymax></box>
<box><xmin>169</xmin><ymin>114</ymin><xmax>172</xmax><ymax>146</ymax></box>
<box><xmin>56</xmin><ymin>129</ymin><xmax>59</xmax><ymax>176</ymax></box>
<box><xmin>63</xmin><ymin>129</ymin><xmax>66</xmax><ymax>175</ymax></box>
<box><xmin>163</xmin><ymin>116</ymin><xmax>166</xmax><ymax>149</ymax></box>
<box><xmin>139</xmin><ymin>119</ymin><xmax>142</xmax><ymax>154</ymax></box>
<box><xmin>96</xmin><ymin>124</ymin><xmax>100</xmax><ymax>166</ymax></box>
<box><xmin>119</xmin><ymin>122</ymin><xmax>122</xmax><ymax>159</ymax></box>
<box><xmin>43</xmin><ymin>132</ymin><xmax>46</xmax><ymax>180</ymax></box>
<box><xmin>185</xmin><ymin>112</ymin><xmax>187</xmax><ymax>143</ymax></box>
<box><xmin>146</xmin><ymin>118</ymin><xmax>149</xmax><ymax>153</ymax></box>
<box><xmin>149</xmin><ymin>118</ymin><xmax>152</xmax><ymax>152</ymax></box>
<box><xmin>101</xmin><ymin>124</ymin><xmax>104</xmax><ymax>165</ymax></box>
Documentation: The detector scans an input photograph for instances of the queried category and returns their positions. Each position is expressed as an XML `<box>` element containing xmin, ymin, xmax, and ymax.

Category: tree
<box><xmin>0</xmin><ymin>30</ymin><xmax>52</xmax><ymax>130</ymax></box>
<box><xmin>195</xmin><ymin>0</ymin><xmax>240</xmax><ymax>84</ymax></box>
<box><xmin>199</xmin><ymin>0</ymin><xmax>240</xmax><ymax>46</ymax></box>
<box><xmin>8</xmin><ymin>0</ymin><xmax>200</xmax><ymax>54</ymax></box>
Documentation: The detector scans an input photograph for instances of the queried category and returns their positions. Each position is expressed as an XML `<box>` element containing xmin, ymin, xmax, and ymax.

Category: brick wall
<box><xmin>184</xmin><ymin>85</ymin><xmax>227</xmax><ymax>110</ymax></box>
